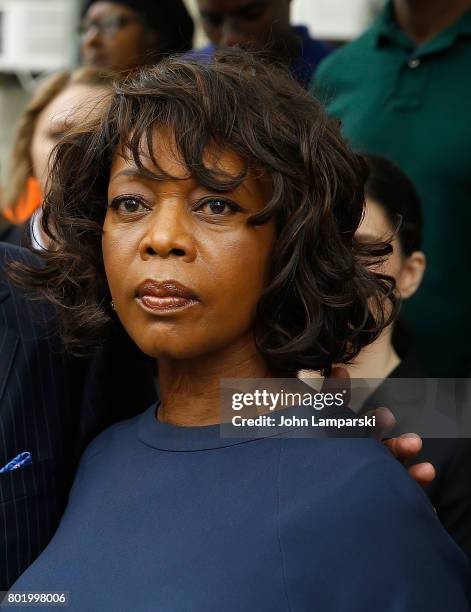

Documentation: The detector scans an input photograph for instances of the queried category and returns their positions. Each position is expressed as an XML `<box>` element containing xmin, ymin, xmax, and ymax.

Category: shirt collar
<box><xmin>189</xmin><ymin>26</ymin><xmax>328</xmax><ymax>89</ymax></box>
<box><xmin>374</xmin><ymin>0</ymin><xmax>471</xmax><ymax>55</ymax></box>
<box><xmin>137</xmin><ymin>402</ymin><xmax>282</xmax><ymax>452</ymax></box>
<box><xmin>374</xmin><ymin>1</ymin><xmax>412</xmax><ymax>49</ymax></box>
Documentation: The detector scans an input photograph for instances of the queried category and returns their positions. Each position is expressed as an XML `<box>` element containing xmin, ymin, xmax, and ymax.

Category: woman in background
<box><xmin>349</xmin><ymin>154</ymin><xmax>426</xmax><ymax>379</ymax></box>
<box><xmin>302</xmin><ymin>154</ymin><xmax>471</xmax><ymax>560</ymax></box>
<box><xmin>360</xmin><ymin>155</ymin><xmax>471</xmax><ymax>561</ymax></box>
<box><xmin>79</xmin><ymin>0</ymin><xmax>194</xmax><ymax>73</ymax></box>
<box><xmin>0</xmin><ymin>67</ymin><xmax>114</xmax><ymax>245</ymax></box>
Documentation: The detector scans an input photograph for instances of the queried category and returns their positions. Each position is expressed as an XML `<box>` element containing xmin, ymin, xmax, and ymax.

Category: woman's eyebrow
<box><xmin>109</xmin><ymin>168</ymin><xmax>150</xmax><ymax>182</ymax></box>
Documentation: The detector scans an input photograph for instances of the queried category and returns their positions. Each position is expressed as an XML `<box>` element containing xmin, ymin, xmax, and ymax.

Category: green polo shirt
<box><xmin>311</xmin><ymin>2</ymin><xmax>471</xmax><ymax>376</ymax></box>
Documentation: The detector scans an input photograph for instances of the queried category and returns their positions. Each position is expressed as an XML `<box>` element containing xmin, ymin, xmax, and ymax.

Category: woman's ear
<box><xmin>396</xmin><ymin>251</ymin><xmax>426</xmax><ymax>299</ymax></box>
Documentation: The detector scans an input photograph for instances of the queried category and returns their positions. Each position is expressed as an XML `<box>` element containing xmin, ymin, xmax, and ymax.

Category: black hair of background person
<box><xmin>362</xmin><ymin>154</ymin><xmax>471</xmax><ymax>561</ymax></box>
<box><xmin>0</xmin><ymin>242</ymin><xmax>157</xmax><ymax>590</ymax></box>
<box><xmin>364</xmin><ymin>153</ymin><xmax>423</xmax><ymax>256</ymax></box>
<box><xmin>363</xmin><ymin>153</ymin><xmax>423</xmax><ymax>358</ymax></box>
<box><xmin>81</xmin><ymin>0</ymin><xmax>194</xmax><ymax>56</ymax></box>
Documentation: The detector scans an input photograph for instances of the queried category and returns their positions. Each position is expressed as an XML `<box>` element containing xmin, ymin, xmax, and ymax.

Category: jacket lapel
<box><xmin>0</xmin><ymin>284</ymin><xmax>19</xmax><ymax>405</ymax></box>
<box><xmin>0</xmin><ymin>282</ymin><xmax>9</xmax><ymax>305</ymax></box>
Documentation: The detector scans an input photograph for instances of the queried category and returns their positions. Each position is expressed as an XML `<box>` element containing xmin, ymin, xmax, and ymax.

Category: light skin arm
<box><xmin>383</xmin><ymin>435</ymin><xmax>435</xmax><ymax>486</ymax></box>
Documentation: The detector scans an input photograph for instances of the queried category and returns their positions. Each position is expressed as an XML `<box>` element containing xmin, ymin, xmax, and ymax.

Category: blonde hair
<box><xmin>2</xmin><ymin>66</ymin><xmax>115</xmax><ymax>213</ymax></box>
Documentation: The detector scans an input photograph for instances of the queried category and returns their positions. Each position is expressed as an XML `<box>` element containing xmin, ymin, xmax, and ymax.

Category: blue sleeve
<box><xmin>184</xmin><ymin>44</ymin><xmax>215</xmax><ymax>64</ymax></box>
<box><xmin>278</xmin><ymin>439</ymin><xmax>471</xmax><ymax>611</ymax></box>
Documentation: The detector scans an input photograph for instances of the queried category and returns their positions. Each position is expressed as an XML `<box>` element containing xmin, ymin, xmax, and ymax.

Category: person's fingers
<box><xmin>365</xmin><ymin>406</ymin><xmax>397</xmax><ymax>440</ymax></box>
<box><xmin>383</xmin><ymin>433</ymin><xmax>422</xmax><ymax>463</ymax></box>
<box><xmin>322</xmin><ymin>370</ymin><xmax>434</xmax><ymax>487</ymax></box>
<box><xmin>383</xmin><ymin>434</ymin><xmax>435</xmax><ymax>486</ymax></box>
<box><xmin>406</xmin><ymin>462</ymin><xmax>436</xmax><ymax>487</ymax></box>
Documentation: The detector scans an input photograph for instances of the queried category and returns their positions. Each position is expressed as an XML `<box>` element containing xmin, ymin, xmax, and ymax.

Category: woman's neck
<box><xmin>299</xmin><ymin>330</ymin><xmax>400</xmax><ymax>412</ymax></box>
<box><xmin>393</xmin><ymin>0</ymin><xmax>471</xmax><ymax>46</ymax></box>
<box><xmin>346</xmin><ymin>328</ymin><xmax>400</xmax><ymax>381</ymax></box>
<box><xmin>156</xmin><ymin>335</ymin><xmax>273</xmax><ymax>426</ymax></box>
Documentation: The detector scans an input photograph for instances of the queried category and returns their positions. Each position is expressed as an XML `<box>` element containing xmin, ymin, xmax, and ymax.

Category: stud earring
<box><xmin>111</xmin><ymin>300</ymin><xmax>115</xmax><ymax>310</ymax></box>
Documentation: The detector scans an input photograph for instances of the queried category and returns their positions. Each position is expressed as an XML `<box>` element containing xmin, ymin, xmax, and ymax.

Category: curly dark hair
<box><xmin>11</xmin><ymin>49</ymin><xmax>397</xmax><ymax>376</ymax></box>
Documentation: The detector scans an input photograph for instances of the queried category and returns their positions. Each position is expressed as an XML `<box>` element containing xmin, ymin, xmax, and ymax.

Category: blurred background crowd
<box><xmin>0</xmin><ymin>0</ymin><xmax>470</xmax><ymax>380</ymax></box>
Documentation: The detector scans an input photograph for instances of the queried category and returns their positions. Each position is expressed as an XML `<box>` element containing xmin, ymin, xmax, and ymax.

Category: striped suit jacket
<box><xmin>0</xmin><ymin>243</ymin><xmax>157</xmax><ymax>590</ymax></box>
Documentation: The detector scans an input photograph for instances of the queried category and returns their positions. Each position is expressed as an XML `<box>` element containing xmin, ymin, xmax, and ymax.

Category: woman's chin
<box><xmin>134</xmin><ymin>334</ymin><xmax>242</xmax><ymax>364</ymax></box>
<box><xmin>135</xmin><ymin>341</ymin><xmax>210</xmax><ymax>362</ymax></box>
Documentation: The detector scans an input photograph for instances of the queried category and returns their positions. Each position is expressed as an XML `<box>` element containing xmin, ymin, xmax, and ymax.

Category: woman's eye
<box><xmin>110</xmin><ymin>197</ymin><xmax>146</xmax><ymax>214</ymax></box>
<box><xmin>198</xmin><ymin>199</ymin><xmax>240</xmax><ymax>216</ymax></box>
<box><xmin>207</xmin><ymin>200</ymin><xmax>229</xmax><ymax>214</ymax></box>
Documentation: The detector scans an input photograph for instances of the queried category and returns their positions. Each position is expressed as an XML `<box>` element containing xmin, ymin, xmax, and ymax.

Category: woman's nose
<box><xmin>82</xmin><ymin>25</ymin><xmax>102</xmax><ymax>48</ymax></box>
<box><xmin>139</xmin><ymin>206</ymin><xmax>196</xmax><ymax>263</ymax></box>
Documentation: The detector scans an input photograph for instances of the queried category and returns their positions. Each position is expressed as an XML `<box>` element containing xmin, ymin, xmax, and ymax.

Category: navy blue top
<box><xmin>7</xmin><ymin>403</ymin><xmax>470</xmax><ymax>611</ymax></box>
<box><xmin>187</xmin><ymin>26</ymin><xmax>332</xmax><ymax>89</ymax></box>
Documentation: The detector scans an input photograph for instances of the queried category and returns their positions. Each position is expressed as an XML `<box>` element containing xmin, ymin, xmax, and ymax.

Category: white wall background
<box><xmin>292</xmin><ymin>0</ymin><xmax>385</xmax><ymax>41</ymax></box>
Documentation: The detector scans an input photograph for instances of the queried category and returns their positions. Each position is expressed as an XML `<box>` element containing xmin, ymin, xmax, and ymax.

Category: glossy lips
<box><xmin>135</xmin><ymin>280</ymin><xmax>199</xmax><ymax>313</ymax></box>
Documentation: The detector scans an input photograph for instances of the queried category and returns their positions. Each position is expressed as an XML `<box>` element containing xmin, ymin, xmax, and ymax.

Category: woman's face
<box><xmin>80</xmin><ymin>2</ymin><xmax>156</xmax><ymax>71</ymax></box>
<box><xmin>31</xmin><ymin>83</ymin><xmax>109</xmax><ymax>192</ymax></box>
<box><xmin>103</xmin><ymin>130</ymin><xmax>276</xmax><ymax>360</ymax></box>
<box><xmin>356</xmin><ymin>197</ymin><xmax>425</xmax><ymax>299</ymax></box>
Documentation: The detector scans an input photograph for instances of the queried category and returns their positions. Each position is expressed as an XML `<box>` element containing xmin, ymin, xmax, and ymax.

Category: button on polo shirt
<box><xmin>407</xmin><ymin>58</ymin><xmax>420</xmax><ymax>68</ymax></box>
<box><xmin>311</xmin><ymin>2</ymin><xmax>471</xmax><ymax>376</ymax></box>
